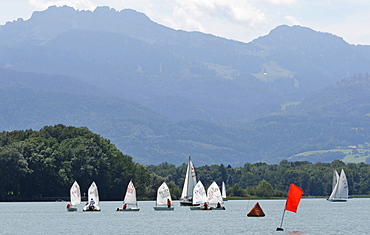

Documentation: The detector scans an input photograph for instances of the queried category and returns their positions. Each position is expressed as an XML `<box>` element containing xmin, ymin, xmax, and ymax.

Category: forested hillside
<box><xmin>149</xmin><ymin>159</ymin><xmax>370</xmax><ymax>197</ymax></box>
<box><xmin>1</xmin><ymin>125</ymin><xmax>370</xmax><ymax>201</ymax></box>
<box><xmin>1</xmin><ymin>75</ymin><xmax>370</xmax><ymax>166</ymax></box>
<box><xmin>0</xmin><ymin>125</ymin><xmax>164</xmax><ymax>201</ymax></box>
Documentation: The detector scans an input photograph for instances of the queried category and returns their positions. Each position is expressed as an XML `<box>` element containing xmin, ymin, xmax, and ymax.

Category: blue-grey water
<box><xmin>0</xmin><ymin>198</ymin><xmax>367</xmax><ymax>234</ymax></box>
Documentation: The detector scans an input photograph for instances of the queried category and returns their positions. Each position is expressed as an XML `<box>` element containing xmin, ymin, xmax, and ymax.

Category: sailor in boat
<box><xmin>167</xmin><ymin>199</ymin><xmax>171</xmax><ymax>208</ymax></box>
<box><xmin>216</xmin><ymin>202</ymin><xmax>221</xmax><ymax>208</ymax></box>
<box><xmin>66</xmin><ymin>204</ymin><xmax>71</xmax><ymax>209</ymax></box>
<box><xmin>202</xmin><ymin>202</ymin><xmax>209</xmax><ymax>210</ymax></box>
<box><xmin>89</xmin><ymin>198</ymin><xmax>95</xmax><ymax>210</ymax></box>
<box><xmin>123</xmin><ymin>204</ymin><xmax>127</xmax><ymax>210</ymax></box>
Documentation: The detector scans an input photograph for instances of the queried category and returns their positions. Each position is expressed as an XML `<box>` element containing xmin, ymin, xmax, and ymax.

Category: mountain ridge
<box><xmin>0</xmin><ymin>6</ymin><xmax>370</xmax><ymax>165</ymax></box>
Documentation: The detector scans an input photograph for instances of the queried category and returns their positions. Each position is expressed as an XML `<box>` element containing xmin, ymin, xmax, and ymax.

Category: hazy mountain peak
<box><xmin>253</xmin><ymin>24</ymin><xmax>348</xmax><ymax>48</ymax></box>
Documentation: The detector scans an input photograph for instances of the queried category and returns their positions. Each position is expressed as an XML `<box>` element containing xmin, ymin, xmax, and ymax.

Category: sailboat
<box><xmin>67</xmin><ymin>181</ymin><xmax>81</xmax><ymax>212</ymax></box>
<box><xmin>221</xmin><ymin>181</ymin><xmax>228</xmax><ymax>201</ymax></box>
<box><xmin>327</xmin><ymin>169</ymin><xmax>348</xmax><ymax>202</ymax></box>
<box><xmin>190</xmin><ymin>181</ymin><xmax>210</xmax><ymax>210</ymax></box>
<box><xmin>83</xmin><ymin>181</ymin><xmax>101</xmax><ymax>211</ymax></box>
<box><xmin>207</xmin><ymin>181</ymin><xmax>225</xmax><ymax>210</ymax></box>
<box><xmin>180</xmin><ymin>156</ymin><xmax>199</xmax><ymax>206</ymax></box>
<box><xmin>117</xmin><ymin>180</ymin><xmax>140</xmax><ymax>211</ymax></box>
<box><xmin>153</xmin><ymin>182</ymin><xmax>174</xmax><ymax>211</ymax></box>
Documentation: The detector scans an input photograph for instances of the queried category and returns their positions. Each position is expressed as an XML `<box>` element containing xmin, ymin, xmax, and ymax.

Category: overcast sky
<box><xmin>1</xmin><ymin>0</ymin><xmax>370</xmax><ymax>45</ymax></box>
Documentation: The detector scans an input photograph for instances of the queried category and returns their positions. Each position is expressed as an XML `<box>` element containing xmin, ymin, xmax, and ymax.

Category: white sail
<box><xmin>124</xmin><ymin>181</ymin><xmax>137</xmax><ymax>205</ymax></box>
<box><xmin>156</xmin><ymin>182</ymin><xmax>172</xmax><ymax>206</ymax></box>
<box><xmin>192</xmin><ymin>181</ymin><xmax>208</xmax><ymax>204</ymax></box>
<box><xmin>88</xmin><ymin>181</ymin><xmax>99</xmax><ymax>205</ymax></box>
<box><xmin>328</xmin><ymin>169</ymin><xmax>348</xmax><ymax>200</ymax></box>
<box><xmin>181</xmin><ymin>157</ymin><xmax>197</xmax><ymax>200</ymax></box>
<box><xmin>207</xmin><ymin>181</ymin><xmax>224</xmax><ymax>205</ymax></box>
<box><xmin>70</xmin><ymin>181</ymin><xmax>81</xmax><ymax>206</ymax></box>
<box><xmin>221</xmin><ymin>181</ymin><xmax>227</xmax><ymax>199</ymax></box>
<box><xmin>328</xmin><ymin>170</ymin><xmax>340</xmax><ymax>200</ymax></box>
<box><xmin>336</xmin><ymin>169</ymin><xmax>348</xmax><ymax>198</ymax></box>
<box><xmin>332</xmin><ymin>170</ymin><xmax>339</xmax><ymax>191</ymax></box>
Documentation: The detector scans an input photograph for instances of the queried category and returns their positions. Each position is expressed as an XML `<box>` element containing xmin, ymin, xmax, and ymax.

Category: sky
<box><xmin>1</xmin><ymin>0</ymin><xmax>370</xmax><ymax>45</ymax></box>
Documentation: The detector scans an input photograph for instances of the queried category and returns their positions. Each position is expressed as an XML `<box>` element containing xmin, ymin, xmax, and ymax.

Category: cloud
<box><xmin>169</xmin><ymin>0</ymin><xmax>267</xmax><ymax>32</ymax></box>
<box><xmin>258</xmin><ymin>0</ymin><xmax>296</xmax><ymax>4</ymax></box>
<box><xmin>285</xmin><ymin>15</ymin><xmax>300</xmax><ymax>25</ymax></box>
<box><xmin>28</xmin><ymin>0</ymin><xmax>95</xmax><ymax>10</ymax></box>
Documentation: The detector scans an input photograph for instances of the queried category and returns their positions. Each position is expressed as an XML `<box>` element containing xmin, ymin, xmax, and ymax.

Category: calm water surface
<box><xmin>0</xmin><ymin>198</ymin><xmax>368</xmax><ymax>234</ymax></box>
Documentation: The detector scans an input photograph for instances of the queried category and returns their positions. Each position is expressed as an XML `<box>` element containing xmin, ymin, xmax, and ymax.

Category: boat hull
<box><xmin>116</xmin><ymin>208</ymin><xmax>140</xmax><ymax>212</ymax></box>
<box><xmin>83</xmin><ymin>205</ymin><xmax>101</xmax><ymax>211</ymax></box>
<box><xmin>153</xmin><ymin>206</ymin><xmax>174</xmax><ymax>211</ymax></box>
<box><xmin>327</xmin><ymin>199</ymin><xmax>347</xmax><ymax>202</ymax></box>
<box><xmin>67</xmin><ymin>207</ymin><xmax>77</xmax><ymax>212</ymax></box>
<box><xmin>211</xmin><ymin>207</ymin><xmax>225</xmax><ymax>210</ymax></box>
<box><xmin>180</xmin><ymin>200</ymin><xmax>200</xmax><ymax>206</ymax></box>
<box><xmin>190</xmin><ymin>206</ymin><xmax>212</xmax><ymax>210</ymax></box>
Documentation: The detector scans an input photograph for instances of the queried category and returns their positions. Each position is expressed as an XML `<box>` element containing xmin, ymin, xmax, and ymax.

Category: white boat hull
<box><xmin>83</xmin><ymin>205</ymin><xmax>101</xmax><ymax>211</ymax></box>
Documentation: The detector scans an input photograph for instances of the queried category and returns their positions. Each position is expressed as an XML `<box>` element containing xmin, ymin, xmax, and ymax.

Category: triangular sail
<box><xmin>88</xmin><ymin>181</ymin><xmax>99</xmax><ymax>205</ymax></box>
<box><xmin>192</xmin><ymin>181</ymin><xmax>208</xmax><ymax>204</ymax></box>
<box><xmin>124</xmin><ymin>181</ymin><xmax>137</xmax><ymax>205</ymax></box>
<box><xmin>221</xmin><ymin>181</ymin><xmax>227</xmax><ymax>199</ymax></box>
<box><xmin>70</xmin><ymin>181</ymin><xmax>81</xmax><ymax>206</ymax></box>
<box><xmin>336</xmin><ymin>169</ymin><xmax>348</xmax><ymax>199</ymax></box>
<box><xmin>156</xmin><ymin>182</ymin><xmax>172</xmax><ymax>206</ymax></box>
<box><xmin>328</xmin><ymin>170</ymin><xmax>339</xmax><ymax>200</ymax></box>
<box><xmin>181</xmin><ymin>157</ymin><xmax>197</xmax><ymax>200</ymax></box>
<box><xmin>332</xmin><ymin>170</ymin><xmax>339</xmax><ymax>191</ymax></box>
<box><xmin>207</xmin><ymin>181</ymin><xmax>223</xmax><ymax>205</ymax></box>
<box><xmin>328</xmin><ymin>169</ymin><xmax>348</xmax><ymax>200</ymax></box>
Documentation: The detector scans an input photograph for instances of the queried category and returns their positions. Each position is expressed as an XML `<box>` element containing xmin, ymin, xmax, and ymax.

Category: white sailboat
<box><xmin>67</xmin><ymin>181</ymin><xmax>81</xmax><ymax>212</ymax></box>
<box><xmin>327</xmin><ymin>169</ymin><xmax>348</xmax><ymax>202</ymax></box>
<box><xmin>83</xmin><ymin>181</ymin><xmax>101</xmax><ymax>211</ymax></box>
<box><xmin>117</xmin><ymin>180</ymin><xmax>140</xmax><ymax>211</ymax></box>
<box><xmin>207</xmin><ymin>181</ymin><xmax>225</xmax><ymax>210</ymax></box>
<box><xmin>190</xmin><ymin>181</ymin><xmax>210</xmax><ymax>210</ymax></box>
<box><xmin>180</xmin><ymin>156</ymin><xmax>199</xmax><ymax>206</ymax></box>
<box><xmin>221</xmin><ymin>181</ymin><xmax>228</xmax><ymax>201</ymax></box>
<box><xmin>153</xmin><ymin>182</ymin><xmax>174</xmax><ymax>211</ymax></box>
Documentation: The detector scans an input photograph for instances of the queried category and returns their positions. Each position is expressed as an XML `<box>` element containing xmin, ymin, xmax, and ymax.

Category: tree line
<box><xmin>149</xmin><ymin>159</ymin><xmax>370</xmax><ymax>198</ymax></box>
<box><xmin>1</xmin><ymin>125</ymin><xmax>369</xmax><ymax>201</ymax></box>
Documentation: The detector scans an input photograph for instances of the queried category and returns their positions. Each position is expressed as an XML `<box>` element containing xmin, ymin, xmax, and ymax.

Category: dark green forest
<box><xmin>1</xmin><ymin>125</ymin><xmax>370</xmax><ymax>201</ymax></box>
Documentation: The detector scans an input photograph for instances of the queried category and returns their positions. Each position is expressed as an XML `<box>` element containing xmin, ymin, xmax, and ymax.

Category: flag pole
<box><xmin>276</xmin><ymin>183</ymin><xmax>304</xmax><ymax>232</ymax></box>
<box><xmin>276</xmin><ymin>209</ymin><xmax>286</xmax><ymax>231</ymax></box>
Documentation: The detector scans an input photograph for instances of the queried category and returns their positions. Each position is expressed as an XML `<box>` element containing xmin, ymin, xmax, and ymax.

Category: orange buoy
<box><xmin>247</xmin><ymin>202</ymin><xmax>265</xmax><ymax>217</ymax></box>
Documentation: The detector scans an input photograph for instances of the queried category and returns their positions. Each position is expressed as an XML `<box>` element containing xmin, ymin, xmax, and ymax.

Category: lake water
<box><xmin>0</xmin><ymin>198</ymin><xmax>367</xmax><ymax>234</ymax></box>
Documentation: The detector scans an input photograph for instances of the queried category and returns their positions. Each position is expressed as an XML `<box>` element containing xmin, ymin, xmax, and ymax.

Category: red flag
<box><xmin>285</xmin><ymin>183</ymin><xmax>304</xmax><ymax>213</ymax></box>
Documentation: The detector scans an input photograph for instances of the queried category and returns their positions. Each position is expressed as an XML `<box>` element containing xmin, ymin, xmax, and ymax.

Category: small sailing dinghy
<box><xmin>190</xmin><ymin>181</ymin><xmax>211</xmax><ymax>210</ymax></box>
<box><xmin>327</xmin><ymin>169</ymin><xmax>348</xmax><ymax>202</ymax></box>
<box><xmin>117</xmin><ymin>181</ymin><xmax>140</xmax><ymax>211</ymax></box>
<box><xmin>153</xmin><ymin>182</ymin><xmax>174</xmax><ymax>211</ymax></box>
<box><xmin>221</xmin><ymin>181</ymin><xmax>228</xmax><ymax>201</ymax></box>
<box><xmin>83</xmin><ymin>181</ymin><xmax>101</xmax><ymax>211</ymax></box>
<box><xmin>67</xmin><ymin>181</ymin><xmax>81</xmax><ymax>212</ymax></box>
<box><xmin>180</xmin><ymin>156</ymin><xmax>199</xmax><ymax>206</ymax></box>
<box><xmin>207</xmin><ymin>181</ymin><xmax>225</xmax><ymax>210</ymax></box>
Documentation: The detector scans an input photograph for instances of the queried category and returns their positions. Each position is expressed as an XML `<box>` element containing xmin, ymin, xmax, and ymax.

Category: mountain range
<box><xmin>0</xmin><ymin>6</ymin><xmax>369</xmax><ymax>166</ymax></box>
